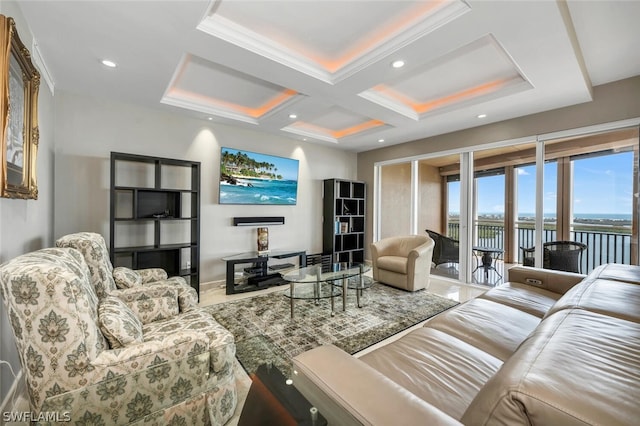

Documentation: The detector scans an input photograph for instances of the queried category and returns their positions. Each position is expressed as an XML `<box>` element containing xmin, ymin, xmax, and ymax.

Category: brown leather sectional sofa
<box><xmin>292</xmin><ymin>264</ymin><xmax>640</xmax><ymax>425</ymax></box>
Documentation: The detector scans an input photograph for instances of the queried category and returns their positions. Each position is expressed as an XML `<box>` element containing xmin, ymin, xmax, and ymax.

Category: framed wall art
<box><xmin>219</xmin><ymin>147</ymin><xmax>299</xmax><ymax>205</ymax></box>
<box><xmin>0</xmin><ymin>15</ymin><xmax>40</xmax><ymax>199</ymax></box>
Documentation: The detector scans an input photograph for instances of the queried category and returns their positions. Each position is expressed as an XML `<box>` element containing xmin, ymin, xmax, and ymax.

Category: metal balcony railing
<box><xmin>447</xmin><ymin>221</ymin><xmax>632</xmax><ymax>274</ymax></box>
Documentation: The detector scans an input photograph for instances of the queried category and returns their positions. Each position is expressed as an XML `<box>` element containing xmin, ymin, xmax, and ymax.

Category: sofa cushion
<box><xmin>478</xmin><ymin>282</ymin><xmax>561</xmax><ymax>318</ymax></box>
<box><xmin>292</xmin><ymin>344</ymin><xmax>463</xmax><ymax>426</ymax></box>
<box><xmin>98</xmin><ymin>296</ymin><xmax>144</xmax><ymax>349</ymax></box>
<box><xmin>359</xmin><ymin>327</ymin><xmax>502</xmax><ymax>420</ymax></box>
<box><xmin>112</xmin><ymin>266</ymin><xmax>142</xmax><ymax>289</ymax></box>
<box><xmin>424</xmin><ymin>298</ymin><xmax>540</xmax><ymax>361</ymax></box>
<box><xmin>376</xmin><ymin>256</ymin><xmax>407</xmax><ymax>274</ymax></box>
<box><xmin>143</xmin><ymin>309</ymin><xmax>236</xmax><ymax>375</ymax></box>
<box><xmin>590</xmin><ymin>263</ymin><xmax>640</xmax><ymax>284</ymax></box>
<box><xmin>545</xmin><ymin>277</ymin><xmax>640</xmax><ymax>322</ymax></box>
<box><xmin>462</xmin><ymin>309</ymin><xmax>640</xmax><ymax>426</ymax></box>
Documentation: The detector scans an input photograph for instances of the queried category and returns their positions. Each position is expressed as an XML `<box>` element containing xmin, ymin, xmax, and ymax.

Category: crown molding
<box><xmin>280</xmin><ymin>125</ymin><xmax>339</xmax><ymax>143</ymax></box>
<box><xmin>161</xmin><ymin>93</ymin><xmax>259</xmax><ymax>125</ymax></box>
<box><xmin>197</xmin><ymin>15</ymin><xmax>334</xmax><ymax>84</ymax></box>
<box><xmin>359</xmin><ymin>90</ymin><xmax>420</xmax><ymax>121</ymax></box>
<box><xmin>198</xmin><ymin>0</ymin><xmax>471</xmax><ymax>85</ymax></box>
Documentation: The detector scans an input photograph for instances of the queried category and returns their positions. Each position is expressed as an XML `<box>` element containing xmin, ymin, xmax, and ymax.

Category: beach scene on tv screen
<box><xmin>220</xmin><ymin>148</ymin><xmax>299</xmax><ymax>205</ymax></box>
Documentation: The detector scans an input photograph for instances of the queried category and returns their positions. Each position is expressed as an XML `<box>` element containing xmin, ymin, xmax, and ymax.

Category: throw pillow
<box><xmin>113</xmin><ymin>267</ymin><xmax>142</xmax><ymax>289</ymax></box>
<box><xmin>98</xmin><ymin>296</ymin><xmax>144</xmax><ymax>349</ymax></box>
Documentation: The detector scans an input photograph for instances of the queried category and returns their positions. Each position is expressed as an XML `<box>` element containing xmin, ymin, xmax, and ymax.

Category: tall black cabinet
<box><xmin>323</xmin><ymin>178</ymin><xmax>366</xmax><ymax>263</ymax></box>
<box><xmin>110</xmin><ymin>152</ymin><xmax>200</xmax><ymax>293</ymax></box>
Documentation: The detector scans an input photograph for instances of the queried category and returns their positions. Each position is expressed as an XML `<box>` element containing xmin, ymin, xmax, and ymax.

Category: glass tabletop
<box><xmin>282</xmin><ymin>262</ymin><xmax>371</xmax><ymax>283</ymax></box>
<box><xmin>222</xmin><ymin>249</ymin><xmax>305</xmax><ymax>262</ymax></box>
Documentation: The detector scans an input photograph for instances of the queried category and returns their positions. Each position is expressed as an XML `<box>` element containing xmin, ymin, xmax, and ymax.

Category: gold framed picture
<box><xmin>0</xmin><ymin>15</ymin><xmax>40</xmax><ymax>199</ymax></box>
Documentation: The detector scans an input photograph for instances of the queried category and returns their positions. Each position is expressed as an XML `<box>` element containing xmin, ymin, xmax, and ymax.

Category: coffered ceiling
<box><xmin>16</xmin><ymin>0</ymin><xmax>640</xmax><ymax>152</ymax></box>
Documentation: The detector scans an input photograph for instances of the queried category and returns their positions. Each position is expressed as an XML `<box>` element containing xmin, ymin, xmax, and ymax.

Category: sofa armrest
<box><xmin>409</xmin><ymin>238</ymin><xmax>435</xmax><ymax>263</ymax></box>
<box><xmin>145</xmin><ymin>277</ymin><xmax>199</xmax><ymax>311</ymax></box>
<box><xmin>93</xmin><ymin>330</ymin><xmax>209</xmax><ymax>369</ymax></box>
<box><xmin>292</xmin><ymin>345</ymin><xmax>462</xmax><ymax>426</ymax></box>
<box><xmin>137</xmin><ymin>267</ymin><xmax>169</xmax><ymax>283</ymax></box>
<box><xmin>507</xmin><ymin>266</ymin><xmax>585</xmax><ymax>295</ymax></box>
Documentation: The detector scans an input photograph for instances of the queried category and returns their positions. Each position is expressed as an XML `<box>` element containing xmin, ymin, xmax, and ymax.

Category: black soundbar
<box><xmin>233</xmin><ymin>216</ymin><xmax>285</xmax><ymax>226</ymax></box>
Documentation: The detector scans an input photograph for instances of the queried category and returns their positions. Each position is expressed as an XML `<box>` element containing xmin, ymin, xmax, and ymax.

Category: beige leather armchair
<box><xmin>371</xmin><ymin>235</ymin><xmax>434</xmax><ymax>291</ymax></box>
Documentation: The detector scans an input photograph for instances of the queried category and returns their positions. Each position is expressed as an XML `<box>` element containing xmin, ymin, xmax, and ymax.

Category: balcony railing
<box><xmin>447</xmin><ymin>220</ymin><xmax>632</xmax><ymax>274</ymax></box>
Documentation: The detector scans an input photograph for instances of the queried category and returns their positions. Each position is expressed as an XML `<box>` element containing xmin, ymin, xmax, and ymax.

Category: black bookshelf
<box><xmin>322</xmin><ymin>179</ymin><xmax>366</xmax><ymax>263</ymax></box>
<box><xmin>110</xmin><ymin>152</ymin><xmax>200</xmax><ymax>294</ymax></box>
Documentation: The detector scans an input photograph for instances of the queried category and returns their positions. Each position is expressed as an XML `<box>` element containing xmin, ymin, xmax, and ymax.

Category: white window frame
<box><xmin>372</xmin><ymin>117</ymin><xmax>640</xmax><ymax>284</ymax></box>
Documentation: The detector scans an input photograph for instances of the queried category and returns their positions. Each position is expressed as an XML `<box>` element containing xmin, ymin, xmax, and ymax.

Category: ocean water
<box><xmin>220</xmin><ymin>178</ymin><xmax>298</xmax><ymax>205</ymax></box>
<box><xmin>458</xmin><ymin>213</ymin><xmax>633</xmax><ymax>220</ymax></box>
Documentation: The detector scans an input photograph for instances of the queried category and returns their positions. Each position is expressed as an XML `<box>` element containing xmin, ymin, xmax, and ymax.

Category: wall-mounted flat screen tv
<box><xmin>219</xmin><ymin>147</ymin><xmax>299</xmax><ymax>205</ymax></box>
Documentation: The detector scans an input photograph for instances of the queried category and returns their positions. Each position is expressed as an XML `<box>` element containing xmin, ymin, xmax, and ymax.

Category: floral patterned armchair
<box><xmin>55</xmin><ymin>232</ymin><xmax>198</xmax><ymax>313</ymax></box>
<box><xmin>0</xmin><ymin>247</ymin><xmax>237</xmax><ymax>425</ymax></box>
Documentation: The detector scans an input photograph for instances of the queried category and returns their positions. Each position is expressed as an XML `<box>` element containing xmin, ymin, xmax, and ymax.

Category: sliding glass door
<box><xmin>542</xmin><ymin>127</ymin><xmax>639</xmax><ymax>273</ymax></box>
<box><xmin>418</xmin><ymin>155</ymin><xmax>462</xmax><ymax>280</ymax></box>
<box><xmin>373</xmin><ymin>122</ymin><xmax>639</xmax><ymax>286</ymax></box>
<box><xmin>515</xmin><ymin>160</ymin><xmax>557</xmax><ymax>264</ymax></box>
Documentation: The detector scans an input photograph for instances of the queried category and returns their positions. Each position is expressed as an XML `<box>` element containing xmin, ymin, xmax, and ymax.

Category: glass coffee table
<box><xmin>281</xmin><ymin>263</ymin><xmax>371</xmax><ymax>318</ymax></box>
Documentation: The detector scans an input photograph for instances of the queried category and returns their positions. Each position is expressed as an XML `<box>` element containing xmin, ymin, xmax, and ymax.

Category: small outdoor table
<box><xmin>472</xmin><ymin>246</ymin><xmax>504</xmax><ymax>283</ymax></box>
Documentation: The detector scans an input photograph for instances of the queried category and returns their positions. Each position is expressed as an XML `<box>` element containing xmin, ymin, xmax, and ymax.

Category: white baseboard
<box><xmin>200</xmin><ymin>279</ymin><xmax>225</xmax><ymax>292</ymax></box>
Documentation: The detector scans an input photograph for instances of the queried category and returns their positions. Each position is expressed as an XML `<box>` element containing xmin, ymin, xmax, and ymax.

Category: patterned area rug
<box><xmin>204</xmin><ymin>282</ymin><xmax>458</xmax><ymax>377</ymax></box>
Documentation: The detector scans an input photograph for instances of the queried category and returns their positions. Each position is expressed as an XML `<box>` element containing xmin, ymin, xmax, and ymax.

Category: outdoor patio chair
<box><xmin>521</xmin><ymin>240</ymin><xmax>588</xmax><ymax>273</ymax></box>
<box><xmin>425</xmin><ymin>229</ymin><xmax>460</xmax><ymax>268</ymax></box>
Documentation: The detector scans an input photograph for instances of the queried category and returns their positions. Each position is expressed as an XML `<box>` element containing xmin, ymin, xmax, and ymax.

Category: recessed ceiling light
<box><xmin>207</xmin><ymin>117</ymin><xmax>213</xmax><ymax>121</ymax></box>
<box><xmin>378</xmin><ymin>139</ymin><xmax>385</xmax><ymax>143</ymax></box>
<box><xmin>477</xmin><ymin>114</ymin><xmax>487</xmax><ymax>118</ymax></box>
<box><xmin>391</xmin><ymin>60</ymin><xmax>405</xmax><ymax>69</ymax></box>
<box><xmin>101</xmin><ymin>59</ymin><xmax>117</xmax><ymax>68</ymax></box>
<box><xmin>289</xmin><ymin>114</ymin><xmax>297</xmax><ymax>119</ymax></box>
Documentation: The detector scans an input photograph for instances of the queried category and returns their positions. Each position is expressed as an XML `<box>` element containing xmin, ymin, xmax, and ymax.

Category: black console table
<box><xmin>222</xmin><ymin>249</ymin><xmax>306</xmax><ymax>294</ymax></box>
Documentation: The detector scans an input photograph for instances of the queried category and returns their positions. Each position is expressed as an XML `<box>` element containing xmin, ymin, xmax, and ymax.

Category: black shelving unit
<box><xmin>110</xmin><ymin>152</ymin><xmax>200</xmax><ymax>294</ymax></box>
<box><xmin>323</xmin><ymin>178</ymin><xmax>366</xmax><ymax>263</ymax></box>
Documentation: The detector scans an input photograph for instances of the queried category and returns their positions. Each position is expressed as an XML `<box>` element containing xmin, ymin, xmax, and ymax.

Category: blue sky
<box><xmin>448</xmin><ymin>151</ymin><xmax>634</xmax><ymax>217</ymax></box>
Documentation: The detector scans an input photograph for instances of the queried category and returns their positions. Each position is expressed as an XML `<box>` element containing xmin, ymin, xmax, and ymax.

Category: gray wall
<box><xmin>357</xmin><ymin>76</ymin><xmax>640</xmax><ymax>257</ymax></box>
<box><xmin>0</xmin><ymin>1</ymin><xmax>55</xmax><ymax>406</ymax></box>
<box><xmin>52</xmin><ymin>92</ymin><xmax>357</xmax><ymax>283</ymax></box>
<box><xmin>1</xmin><ymin>88</ymin><xmax>356</xmax><ymax>405</ymax></box>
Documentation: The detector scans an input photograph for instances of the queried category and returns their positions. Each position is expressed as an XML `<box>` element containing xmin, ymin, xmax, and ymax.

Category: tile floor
<box><xmin>431</xmin><ymin>259</ymin><xmax>517</xmax><ymax>287</ymax></box>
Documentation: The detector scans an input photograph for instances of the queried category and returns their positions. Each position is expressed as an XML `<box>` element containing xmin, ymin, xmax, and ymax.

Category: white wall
<box><xmin>0</xmin><ymin>1</ymin><xmax>55</xmax><ymax>406</ymax></box>
<box><xmin>53</xmin><ymin>92</ymin><xmax>357</xmax><ymax>283</ymax></box>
